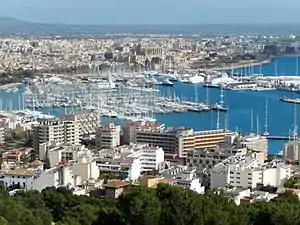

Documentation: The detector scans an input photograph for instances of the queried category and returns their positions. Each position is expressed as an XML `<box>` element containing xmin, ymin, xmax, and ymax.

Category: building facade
<box><xmin>211</xmin><ymin>156</ymin><xmax>292</xmax><ymax>189</ymax></box>
<box><xmin>60</xmin><ymin>110</ymin><xmax>100</xmax><ymax>138</ymax></box>
<box><xmin>96</xmin><ymin>123</ymin><xmax>121</xmax><ymax>149</ymax></box>
<box><xmin>123</xmin><ymin>121</ymin><xmax>230</xmax><ymax>160</ymax></box>
<box><xmin>95</xmin><ymin>144</ymin><xmax>165</xmax><ymax>181</ymax></box>
<box><xmin>32</xmin><ymin>118</ymin><xmax>80</xmax><ymax>151</ymax></box>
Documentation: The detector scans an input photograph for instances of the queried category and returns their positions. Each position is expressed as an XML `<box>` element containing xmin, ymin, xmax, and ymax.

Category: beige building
<box><xmin>60</xmin><ymin>110</ymin><xmax>99</xmax><ymax>138</ymax></box>
<box><xmin>186</xmin><ymin>133</ymin><xmax>267</xmax><ymax>170</ymax></box>
<box><xmin>32</xmin><ymin>118</ymin><xmax>80</xmax><ymax>151</ymax></box>
<box><xmin>96</xmin><ymin>123</ymin><xmax>120</xmax><ymax>149</ymax></box>
<box><xmin>123</xmin><ymin>121</ymin><xmax>230</xmax><ymax>160</ymax></box>
<box><xmin>283</xmin><ymin>140</ymin><xmax>300</xmax><ymax>162</ymax></box>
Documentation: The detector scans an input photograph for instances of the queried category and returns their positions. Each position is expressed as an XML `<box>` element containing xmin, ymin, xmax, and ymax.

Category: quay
<box><xmin>266</xmin><ymin>136</ymin><xmax>290</xmax><ymax>141</ymax></box>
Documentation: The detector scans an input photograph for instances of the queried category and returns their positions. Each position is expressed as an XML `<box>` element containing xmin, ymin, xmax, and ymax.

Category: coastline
<box><xmin>208</xmin><ymin>54</ymin><xmax>300</xmax><ymax>72</ymax></box>
<box><xmin>207</xmin><ymin>58</ymin><xmax>272</xmax><ymax>71</ymax></box>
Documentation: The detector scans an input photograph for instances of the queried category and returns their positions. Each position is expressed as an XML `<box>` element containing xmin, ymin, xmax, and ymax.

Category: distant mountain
<box><xmin>1</xmin><ymin>17</ymin><xmax>300</xmax><ymax>36</ymax></box>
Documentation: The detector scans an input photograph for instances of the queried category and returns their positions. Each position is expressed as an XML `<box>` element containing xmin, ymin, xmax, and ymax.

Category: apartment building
<box><xmin>0</xmin><ymin>127</ymin><xmax>4</xmax><ymax>145</ymax></box>
<box><xmin>0</xmin><ymin>114</ymin><xmax>19</xmax><ymax>133</ymax></box>
<box><xmin>186</xmin><ymin>133</ymin><xmax>267</xmax><ymax>169</ymax></box>
<box><xmin>60</xmin><ymin>110</ymin><xmax>100</xmax><ymax>137</ymax></box>
<box><xmin>187</xmin><ymin>147</ymin><xmax>248</xmax><ymax>169</ymax></box>
<box><xmin>32</xmin><ymin>118</ymin><xmax>80</xmax><ymax>151</ymax></box>
<box><xmin>123</xmin><ymin>121</ymin><xmax>230</xmax><ymax>159</ymax></box>
<box><xmin>96</xmin><ymin>123</ymin><xmax>121</xmax><ymax>149</ymax></box>
<box><xmin>2</xmin><ymin>148</ymin><xmax>33</xmax><ymax>163</ymax></box>
<box><xmin>240</xmin><ymin>134</ymin><xmax>268</xmax><ymax>157</ymax></box>
<box><xmin>283</xmin><ymin>140</ymin><xmax>300</xmax><ymax>162</ymax></box>
<box><xmin>123</xmin><ymin>121</ymin><xmax>175</xmax><ymax>156</ymax></box>
<box><xmin>40</xmin><ymin>144</ymin><xmax>92</xmax><ymax>168</ymax></box>
<box><xmin>0</xmin><ymin>150</ymin><xmax>99</xmax><ymax>192</ymax></box>
<box><xmin>177</xmin><ymin>129</ymin><xmax>231</xmax><ymax>157</ymax></box>
<box><xmin>95</xmin><ymin>144</ymin><xmax>165</xmax><ymax>181</ymax></box>
<box><xmin>211</xmin><ymin>156</ymin><xmax>292</xmax><ymax>189</ymax></box>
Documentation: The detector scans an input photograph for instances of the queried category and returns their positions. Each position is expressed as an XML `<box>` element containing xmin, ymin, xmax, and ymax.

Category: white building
<box><xmin>160</xmin><ymin>166</ymin><xmax>205</xmax><ymax>194</ymax></box>
<box><xmin>39</xmin><ymin>143</ymin><xmax>92</xmax><ymax>168</ymax></box>
<box><xmin>211</xmin><ymin>156</ymin><xmax>291</xmax><ymax>189</ymax></box>
<box><xmin>95</xmin><ymin>144</ymin><xmax>165</xmax><ymax>181</ymax></box>
<box><xmin>1</xmin><ymin>151</ymin><xmax>99</xmax><ymax>192</ymax></box>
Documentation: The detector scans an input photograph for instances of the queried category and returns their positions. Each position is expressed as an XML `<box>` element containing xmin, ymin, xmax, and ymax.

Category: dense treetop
<box><xmin>0</xmin><ymin>184</ymin><xmax>299</xmax><ymax>225</ymax></box>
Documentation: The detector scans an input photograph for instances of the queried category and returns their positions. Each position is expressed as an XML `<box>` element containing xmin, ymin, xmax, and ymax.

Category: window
<box><xmin>12</xmin><ymin>176</ymin><xmax>14</xmax><ymax>178</ymax></box>
<box><xmin>23</xmin><ymin>177</ymin><xmax>25</xmax><ymax>179</ymax></box>
<box><xmin>23</xmin><ymin>182</ymin><xmax>26</xmax><ymax>188</ymax></box>
<box><xmin>17</xmin><ymin>176</ymin><xmax>20</xmax><ymax>179</ymax></box>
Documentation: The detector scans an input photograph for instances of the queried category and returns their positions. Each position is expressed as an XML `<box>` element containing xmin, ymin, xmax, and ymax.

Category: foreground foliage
<box><xmin>0</xmin><ymin>185</ymin><xmax>299</xmax><ymax>225</ymax></box>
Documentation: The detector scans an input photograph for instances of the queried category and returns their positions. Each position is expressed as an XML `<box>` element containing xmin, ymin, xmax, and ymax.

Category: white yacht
<box><xmin>189</xmin><ymin>75</ymin><xmax>205</xmax><ymax>84</ymax></box>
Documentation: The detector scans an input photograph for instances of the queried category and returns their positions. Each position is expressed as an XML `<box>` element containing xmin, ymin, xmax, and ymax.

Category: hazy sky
<box><xmin>1</xmin><ymin>0</ymin><xmax>299</xmax><ymax>25</ymax></box>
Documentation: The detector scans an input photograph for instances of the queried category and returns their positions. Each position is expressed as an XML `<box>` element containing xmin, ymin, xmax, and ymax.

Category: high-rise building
<box><xmin>32</xmin><ymin>118</ymin><xmax>80</xmax><ymax>151</ymax></box>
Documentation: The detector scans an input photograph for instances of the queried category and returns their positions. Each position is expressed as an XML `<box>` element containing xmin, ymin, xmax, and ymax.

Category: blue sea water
<box><xmin>1</xmin><ymin>56</ymin><xmax>300</xmax><ymax>155</ymax></box>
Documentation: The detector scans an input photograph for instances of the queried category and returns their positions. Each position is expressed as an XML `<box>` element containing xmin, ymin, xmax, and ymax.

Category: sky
<box><xmin>0</xmin><ymin>0</ymin><xmax>299</xmax><ymax>25</ymax></box>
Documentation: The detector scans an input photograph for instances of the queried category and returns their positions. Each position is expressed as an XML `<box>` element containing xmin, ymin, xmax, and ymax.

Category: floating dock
<box><xmin>266</xmin><ymin>136</ymin><xmax>290</xmax><ymax>141</ymax></box>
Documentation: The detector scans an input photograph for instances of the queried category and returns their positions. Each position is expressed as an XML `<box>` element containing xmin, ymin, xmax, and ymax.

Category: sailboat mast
<box><xmin>216</xmin><ymin>108</ymin><xmax>220</xmax><ymax>130</ymax></box>
<box><xmin>264</xmin><ymin>100</ymin><xmax>268</xmax><ymax>134</ymax></box>
<box><xmin>296</xmin><ymin>57</ymin><xmax>299</xmax><ymax>76</ymax></box>
<box><xmin>293</xmin><ymin>103</ymin><xmax>298</xmax><ymax>141</ymax></box>
<box><xmin>219</xmin><ymin>80</ymin><xmax>224</xmax><ymax>107</ymax></box>
<box><xmin>251</xmin><ymin>108</ymin><xmax>254</xmax><ymax>133</ymax></box>
<box><xmin>205</xmin><ymin>85</ymin><xmax>209</xmax><ymax>105</ymax></box>
<box><xmin>195</xmin><ymin>84</ymin><xmax>198</xmax><ymax>104</ymax></box>
<box><xmin>256</xmin><ymin>115</ymin><xmax>259</xmax><ymax>135</ymax></box>
<box><xmin>225</xmin><ymin>108</ymin><xmax>229</xmax><ymax>130</ymax></box>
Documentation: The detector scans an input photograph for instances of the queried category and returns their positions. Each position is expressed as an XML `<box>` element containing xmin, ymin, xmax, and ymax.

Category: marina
<box><xmin>22</xmin><ymin>75</ymin><xmax>221</xmax><ymax>122</ymax></box>
<box><xmin>0</xmin><ymin>56</ymin><xmax>299</xmax><ymax>154</ymax></box>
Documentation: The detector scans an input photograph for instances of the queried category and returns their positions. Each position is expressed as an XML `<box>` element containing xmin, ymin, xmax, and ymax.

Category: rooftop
<box><xmin>29</xmin><ymin>159</ymin><xmax>45</xmax><ymax>167</ymax></box>
<box><xmin>2</xmin><ymin>168</ymin><xmax>35</xmax><ymax>176</ymax></box>
<box><xmin>103</xmin><ymin>179</ymin><xmax>129</xmax><ymax>189</ymax></box>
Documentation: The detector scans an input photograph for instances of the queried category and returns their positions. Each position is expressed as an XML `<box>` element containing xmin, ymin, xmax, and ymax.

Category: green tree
<box><xmin>283</xmin><ymin>178</ymin><xmax>296</xmax><ymax>188</ymax></box>
<box><xmin>0</xmin><ymin>217</ymin><xmax>7</xmax><ymax>225</ymax></box>
<box><xmin>119</xmin><ymin>186</ymin><xmax>161</xmax><ymax>225</ymax></box>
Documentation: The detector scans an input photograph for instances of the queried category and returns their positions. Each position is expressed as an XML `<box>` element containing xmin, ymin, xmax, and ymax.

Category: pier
<box><xmin>266</xmin><ymin>136</ymin><xmax>290</xmax><ymax>141</ymax></box>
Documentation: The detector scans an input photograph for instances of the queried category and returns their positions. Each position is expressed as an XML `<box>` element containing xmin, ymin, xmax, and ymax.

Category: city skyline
<box><xmin>1</xmin><ymin>0</ymin><xmax>300</xmax><ymax>25</ymax></box>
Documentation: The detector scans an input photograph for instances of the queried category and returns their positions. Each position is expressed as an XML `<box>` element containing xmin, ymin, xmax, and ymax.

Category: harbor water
<box><xmin>2</xmin><ymin>56</ymin><xmax>300</xmax><ymax>155</ymax></box>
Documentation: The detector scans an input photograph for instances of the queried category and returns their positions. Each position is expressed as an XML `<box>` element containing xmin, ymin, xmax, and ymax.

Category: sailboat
<box><xmin>211</xmin><ymin>80</ymin><xmax>228</xmax><ymax>112</ymax></box>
